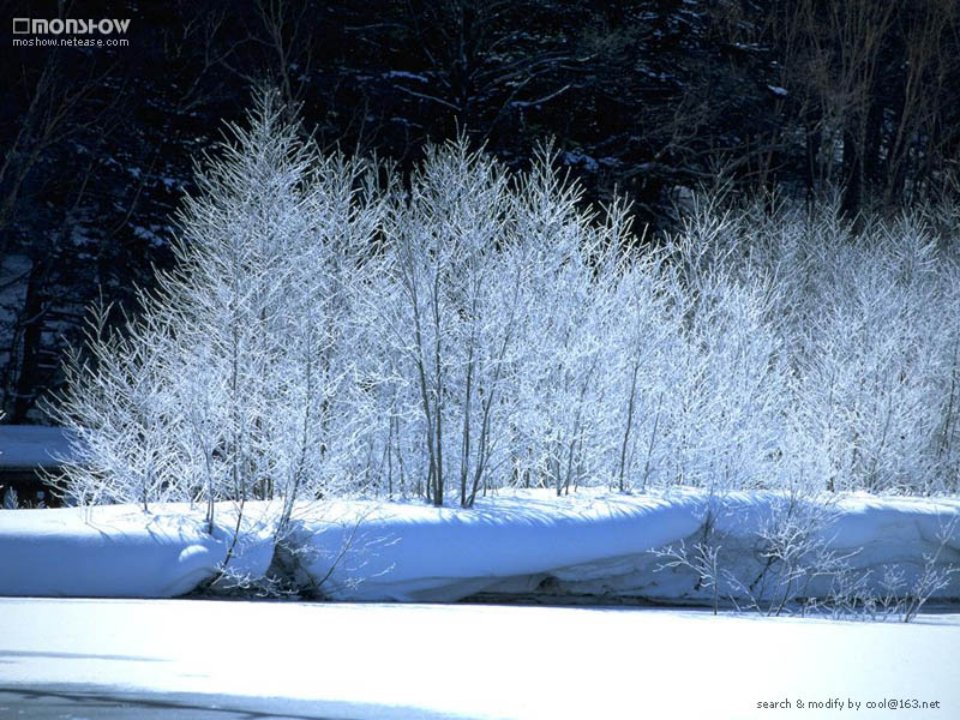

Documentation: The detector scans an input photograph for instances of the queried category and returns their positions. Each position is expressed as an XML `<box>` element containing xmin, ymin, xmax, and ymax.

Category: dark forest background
<box><xmin>1</xmin><ymin>0</ymin><xmax>959</xmax><ymax>423</ymax></box>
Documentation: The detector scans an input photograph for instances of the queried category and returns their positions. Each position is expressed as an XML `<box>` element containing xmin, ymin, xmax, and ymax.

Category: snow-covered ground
<box><xmin>0</xmin><ymin>598</ymin><xmax>957</xmax><ymax>719</ymax></box>
<box><xmin>1</xmin><ymin>490</ymin><xmax>958</xmax><ymax>606</ymax></box>
<box><xmin>0</xmin><ymin>425</ymin><xmax>76</xmax><ymax>468</ymax></box>
<box><xmin>2</xmin><ymin>491</ymin><xmax>957</xmax><ymax>717</ymax></box>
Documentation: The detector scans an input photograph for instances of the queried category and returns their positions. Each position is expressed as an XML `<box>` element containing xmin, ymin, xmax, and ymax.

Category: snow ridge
<box><xmin>1</xmin><ymin>490</ymin><xmax>958</xmax><ymax>606</ymax></box>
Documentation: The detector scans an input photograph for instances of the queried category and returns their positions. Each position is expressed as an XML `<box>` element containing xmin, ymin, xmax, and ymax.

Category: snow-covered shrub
<box><xmin>654</xmin><ymin>489</ymin><xmax>958</xmax><ymax>620</ymax></box>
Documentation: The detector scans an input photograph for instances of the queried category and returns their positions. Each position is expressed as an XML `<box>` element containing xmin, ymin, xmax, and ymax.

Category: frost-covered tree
<box><xmin>361</xmin><ymin>142</ymin><xmax>637</xmax><ymax>505</ymax></box>
<box><xmin>48</xmin><ymin>93</ymin><xmax>960</xmax><ymax>518</ymax></box>
<box><xmin>680</xmin><ymin>196</ymin><xmax>960</xmax><ymax>496</ymax></box>
<box><xmin>52</xmin><ymin>304</ymin><xmax>187</xmax><ymax>509</ymax></box>
<box><xmin>507</xmin><ymin>163</ymin><xmax>623</xmax><ymax>497</ymax></box>
<box><xmin>378</xmin><ymin>141</ymin><xmax>517</xmax><ymax>506</ymax></box>
<box><xmin>49</xmin><ymin>91</ymin><xmax>385</xmax><ymax>525</ymax></box>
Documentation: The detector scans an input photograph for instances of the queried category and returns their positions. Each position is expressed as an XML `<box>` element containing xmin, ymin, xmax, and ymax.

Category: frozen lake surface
<box><xmin>1</xmin><ymin>598</ymin><xmax>957</xmax><ymax>719</ymax></box>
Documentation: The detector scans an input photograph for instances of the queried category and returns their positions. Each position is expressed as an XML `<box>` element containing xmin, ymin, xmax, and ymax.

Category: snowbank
<box><xmin>1</xmin><ymin>490</ymin><xmax>958</xmax><ymax>604</ymax></box>
<box><xmin>291</xmin><ymin>491</ymin><xmax>705</xmax><ymax>600</ymax></box>
<box><xmin>0</xmin><ymin>425</ymin><xmax>77</xmax><ymax>468</ymax></box>
<box><xmin>296</xmin><ymin>490</ymin><xmax>960</xmax><ymax>603</ymax></box>
<box><xmin>0</xmin><ymin>504</ymin><xmax>273</xmax><ymax>598</ymax></box>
